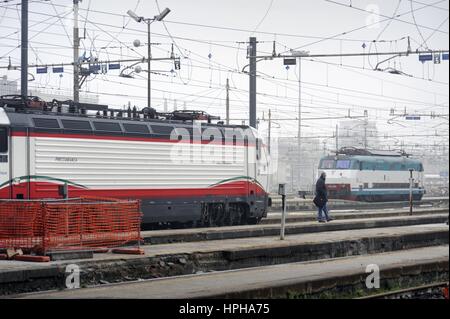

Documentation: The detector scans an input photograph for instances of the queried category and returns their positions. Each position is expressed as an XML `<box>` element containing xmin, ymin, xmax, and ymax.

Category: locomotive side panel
<box><xmin>32</xmin><ymin>137</ymin><xmax>247</xmax><ymax>193</ymax></box>
<box><xmin>326</xmin><ymin>169</ymin><xmax>425</xmax><ymax>200</ymax></box>
<box><xmin>11</xmin><ymin>136</ymin><xmax>29</xmax><ymax>199</ymax></box>
<box><xmin>31</xmin><ymin>135</ymin><xmax>256</xmax><ymax>223</ymax></box>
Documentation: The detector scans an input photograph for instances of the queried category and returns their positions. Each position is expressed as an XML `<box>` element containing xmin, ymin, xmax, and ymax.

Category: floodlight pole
<box><xmin>127</xmin><ymin>8</ymin><xmax>171</xmax><ymax>109</ymax></box>
<box><xmin>297</xmin><ymin>57</ymin><xmax>302</xmax><ymax>192</ymax></box>
<box><xmin>21</xmin><ymin>0</ymin><xmax>28</xmax><ymax>99</ymax></box>
<box><xmin>73</xmin><ymin>0</ymin><xmax>80</xmax><ymax>103</ymax></box>
<box><xmin>147</xmin><ymin>19</ymin><xmax>151</xmax><ymax>108</ymax></box>
<box><xmin>249</xmin><ymin>37</ymin><xmax>257</xmax><ymax>128</ymax></box>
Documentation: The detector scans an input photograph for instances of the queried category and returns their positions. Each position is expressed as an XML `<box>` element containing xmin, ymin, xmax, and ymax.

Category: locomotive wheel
<box><xmin>224</xmin><ymin>208</ymin><xmax>235</xmax><ymax>226</ymax></box>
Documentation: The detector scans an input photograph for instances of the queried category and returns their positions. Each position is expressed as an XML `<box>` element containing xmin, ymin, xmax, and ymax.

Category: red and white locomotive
<box><xmin>0</xmin><ymin>95</ymin><xmax>271</xmax><ymax>226</ymax></box>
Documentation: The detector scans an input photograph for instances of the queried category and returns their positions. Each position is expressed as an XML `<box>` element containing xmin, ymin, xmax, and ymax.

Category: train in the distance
<box><xmin>0</xmin><ymin>95</ymin><xmax>271</xmax><ymax>227</ymax></box>
<box><xmin>318</xmin><ymin>147</ymin><xmax>425</xmax><ymax>202</ymax></box>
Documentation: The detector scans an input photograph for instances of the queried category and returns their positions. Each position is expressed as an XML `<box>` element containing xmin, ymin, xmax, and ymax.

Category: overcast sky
<box><xmin>0</xmin><ymin>0</ymin><xmax>448</xmax><ymax>154</ymax></box>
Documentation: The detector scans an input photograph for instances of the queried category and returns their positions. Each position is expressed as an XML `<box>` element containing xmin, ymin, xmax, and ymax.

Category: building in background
<box><xmin>0</xmin><ymin>76</ymin><xmax>99</xmax><ymax>104</ymax></box>
<box><xmin>272</xmin><ymin>137</ymin><xmax>324</xmax><ymax>195</ymax></box>
<box><xmin>29</xmin><ymin>89</ymin><xmax>99</xmax><ymax>105</ymax></box>
<box><xmin>418</xmin><ymin>145</ymin><xmax>449</xmax><ymax>196</ymax></box>
<box><xmin>0</xmin><ymin>75</ymin><xmax>18</xmax><ymax>96</ymax></box>
<box><xmin>271</xmin><ymin>119</ymin><xmax>381</xmax><ymax>195</ymax></box>
<box><xmin>338</xmin><ymin>119</ymin><xmax>379</xmax><ymax>150</ymax></box>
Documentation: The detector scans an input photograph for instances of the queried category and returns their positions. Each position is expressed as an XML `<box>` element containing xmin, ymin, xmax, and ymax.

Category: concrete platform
<box><xmin>16</xmin><ymin>245</ymin><xmax>449</xmax><ymax>299</ymax></box>
<box><xmin>143</xmin><ymin>213</ymin><xmax>449</xmax><ymax>244</ymax></box>
<box><xmin>0</xmin><ymin>223</ymin><xmax>448</xmax><ymax>295</ymax></box>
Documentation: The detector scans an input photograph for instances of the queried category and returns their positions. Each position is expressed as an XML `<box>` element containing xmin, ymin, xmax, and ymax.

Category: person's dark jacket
<box><xmin>315</xmin><ymin>176</ymin><xmax>328</xmax><ymax>202</ymax></box>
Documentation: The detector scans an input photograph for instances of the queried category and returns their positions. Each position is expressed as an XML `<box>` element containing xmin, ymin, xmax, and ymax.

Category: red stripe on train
<box><xmin>0</xmin><ymin>180</ymin><xmax>267</xmax><ymax>200</ymax></box>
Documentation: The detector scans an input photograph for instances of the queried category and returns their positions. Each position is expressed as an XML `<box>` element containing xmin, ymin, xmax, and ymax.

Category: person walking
<box><xmin>314</xmin><ymin>172</ymin><xmax>334</xmax><ymax>223</ymax></box>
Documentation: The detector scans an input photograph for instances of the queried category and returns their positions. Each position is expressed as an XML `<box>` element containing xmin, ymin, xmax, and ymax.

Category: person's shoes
<box><xmin>326</xmin><ymin>217</ymin><xmax>335</xmax><ymax>222</ymax></box>
<box><xmin>318</xmin><ymin>219</ymin><xmax>326</xmax><ymax>223</ymax></box>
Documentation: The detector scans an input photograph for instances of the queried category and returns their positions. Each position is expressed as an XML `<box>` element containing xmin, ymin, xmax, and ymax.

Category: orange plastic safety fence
<box><xmin>0</xmin><ymin>201</ymin><xmax>44</xmax><ymax>252</ymax></box>
<box><xmin>43</xmin><ymin>198</ymin><xmax>142</xmax><ymax>253</ymax></box>
<box><xmin>0</xmin><ymin>198</ymin><xmax>142</xmax><ymax>255</ymax></box>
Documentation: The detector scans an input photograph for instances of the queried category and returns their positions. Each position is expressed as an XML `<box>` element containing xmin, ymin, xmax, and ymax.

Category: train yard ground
<box><xmin>1</xmin><ymin>202</ymin><xmax>448</xmax><ymax>299</ymax></box>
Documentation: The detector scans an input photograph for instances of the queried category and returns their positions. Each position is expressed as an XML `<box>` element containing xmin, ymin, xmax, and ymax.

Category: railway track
<box><xmin>263</xmin><ymin>207</ymin><xmax>449</xmax><ymax>224</ymax></box>
<box><xmin>268</xmin><ymin>196</ymin><xmax>449</xmax><ymax>212</ymax></box>
<box><xmin>358</xmin><ymin>282</ymin><xmax>449</xmax><ymax>299</ymax></box>
<box><xmin>142</xmin><ymin>211</ymin><xmax>449</xmax><ymax>245</ymax></box>
<box><xmin>143</xmin><ymin>206</ymin><xmax>449</xmax><ymax>230</ymax></box>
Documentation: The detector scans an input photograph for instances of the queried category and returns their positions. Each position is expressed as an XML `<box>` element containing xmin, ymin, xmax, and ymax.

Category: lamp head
<box><xmin>155</xmin><ymin>8</ymin><xmax>171</xmax><ymax>21</ymax></box>
<box><xmin>127</xmin><ymin>10</ymin><xmax>143</xmax><ymax>23</ymax></box>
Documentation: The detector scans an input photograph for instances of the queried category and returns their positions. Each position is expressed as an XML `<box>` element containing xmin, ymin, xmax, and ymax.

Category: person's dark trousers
<box><xmin>317</xmin><ymin>203</ymin><xmax>330</xmax><ymax>221</ymax></box>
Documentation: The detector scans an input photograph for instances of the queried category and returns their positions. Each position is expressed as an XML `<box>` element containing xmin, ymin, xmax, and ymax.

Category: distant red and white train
<box><xmin>0</xmin><ymin>96</ymin><xmax>271</xmax><ymax>226</ymax></box>
<box><xmin>318</xmin><ymin>147</ymin><xmax>425</xmax><ymax>202</ymax></box>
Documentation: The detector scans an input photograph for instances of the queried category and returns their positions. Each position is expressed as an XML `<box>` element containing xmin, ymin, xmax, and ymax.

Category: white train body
<box><xmin>0</xmin><ymin>102</ymin><xmax>270</xmax><ymax>226</ymax></box>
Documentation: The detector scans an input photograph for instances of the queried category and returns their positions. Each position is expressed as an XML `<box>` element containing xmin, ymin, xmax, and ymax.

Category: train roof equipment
<box><xmin>334</xmin><ymin>147</ymin><xmax>410</xmax><ymax>158</ymax></box>
<box><xmin>0</xmin><ymin>95</ymin><xmax>221</xmax><ymax>124</ymax></box>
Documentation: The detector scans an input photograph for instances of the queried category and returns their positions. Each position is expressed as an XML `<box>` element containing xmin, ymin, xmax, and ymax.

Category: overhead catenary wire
<box><xmin>251</xmin><ymin>0</ymin><xmax>274</xmax><ymax>35</ymax></box>
<box><xmin>286</xmin><ymin>0</ymin><xmax>448</xmax><ymax>53</ymax></box>
<box><xmin>418</xmin><ymin>16</ymin><xmax>450</xmax><ymax>50</ymax></box>
<box><xmin>410</xmin><ymin>0</ymin><xmax>431</xmax><ymax>50</ymax></box>
<box><xmin>3</xmin><ymin>30</ymin><xmax>447</xmax><ymax>110</ymax></box>
<box><xmin>368</xmin><ymin>0</ymin><xmax>403</xmax><ymax>70</ymax></box>
<box><xmin>7</xmin><ymin>0</ymin><xmax>406</xmax><ymax>44</ymax></box>
<box><xmin>324</xmin><ymin>0</ymin><xmax>449</xmax><ymax>34</ymax></box>
<box><xmin>3</xmin><ymin>45</ymin><xmax>446</xmax><ymax>115</ymax></box>
<box><xmin>2</xmin><ymin>19</ymin><xmax>447</xmax><ymax>91</ymax></box>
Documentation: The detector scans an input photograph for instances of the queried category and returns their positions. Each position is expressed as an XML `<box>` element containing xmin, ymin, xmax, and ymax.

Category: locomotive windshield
<box><xmin>319</xmin><ymin>159</ymin><xmax>355</xmax><ymax>169</ymax></box>
<box><xmin>320</xmin><ymin>159</ymin><xmax>335</xmax><ymax>169</ymax></box>
<box><xmin>0</xmin><ymin>127</ymin><xmax>7</xmax><ymax>153</ymax></box>
<box><xmin>336</xmin><ymin>160</ymin><xmax>351</xmax><ymax>169</ymax></box>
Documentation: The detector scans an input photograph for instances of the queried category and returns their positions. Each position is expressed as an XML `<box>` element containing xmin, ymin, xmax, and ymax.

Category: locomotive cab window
<box><xmin>336</xmin><ymin>160</ymin><xmax>351</xmax><ymax>169</ymax></box>
<box><xmin>151</xmin><ymin>125</ymin><xmax>173</xmax><ymax>136</ymax></box>
<box><xmin>123</xmin><ymin>123</ymin><xmax>150</xmax><ymax>134</ymax></box>
<box><xmin>62</xmin><ymin>120</ymin><xmax>92</xmax><ymax>131</ymax></box>
<box><xmin>320</xmin><ymin>159</ymin><xmax>335</xmax><ymax>169</ymax></box>
<box><xmin>93</xmin><ymin>121</ymin><xmax>122</xmax><ymax>132</ymax></box>
<box><xmin>0</xmin><ymin>127</ymin><xmax>7</xmax><ymax>153</ymax></box>
<box><xmin>33</xmin><ymin>118</ymin><xmax>60</xmax><ymax>129</ymax></box>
